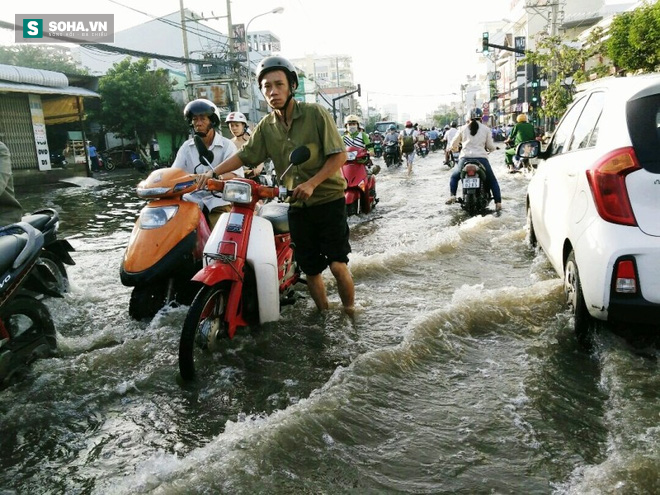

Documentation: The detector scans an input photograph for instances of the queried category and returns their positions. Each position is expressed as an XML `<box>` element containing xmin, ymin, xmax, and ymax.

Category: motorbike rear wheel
<box><xmin>39</xmin><ymin>251</ymin><xmax>69</xmax><ymax>294</ymax></box>
<box><xmin>179</xmin><ymin>284</ymin><xmax>229</xmax><ymax>381</ymax></box>
<box><xmin>0</xmin><ymin>295</ymin><xmax>56</xmax><ymax>384</ymax></box>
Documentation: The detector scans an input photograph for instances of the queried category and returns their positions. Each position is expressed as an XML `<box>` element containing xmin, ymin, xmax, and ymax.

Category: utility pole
<box><xmin>179</xmin><ymin>0</ymin><xmax>194</xmax><ymax>100</ymax></box>
<box><xmin>226</xmin><ymin>0</ymin><xmax>241</xmax><ymax>112</ymax></box>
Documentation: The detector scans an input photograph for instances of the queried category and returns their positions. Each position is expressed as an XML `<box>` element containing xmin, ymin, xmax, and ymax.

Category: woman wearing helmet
<box><xmin>171</xmin><ymin>98</ymin><xmax>242</xmax><ymax>228</ymax></box>
<box><xmin>226</xmin><ymin>111</ymin><xmax>264</xmax><ymax>179</ymax></box>
<box><xmin>504</xmin><ymin>113</ymin><xmax>536</xmax><ymax>171</ymax></box>
<box><xmin>343</xmin><ymin>114</ymin><xmax>373</xmax><ymax>152</ymax></box>
<box><xmin>446</xmin><ymin>108</ymin><xmax>502</xmax><ymax>213</ymax></box>
<box><xmin>198</xmin><ymin>55</ymin><xmax>355</xmax><ymax>315</ymax></box>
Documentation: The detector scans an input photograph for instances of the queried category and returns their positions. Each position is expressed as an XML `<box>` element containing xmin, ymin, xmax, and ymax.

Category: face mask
<box><xmin>348</xmin><ymin>125</ymin><xmax>358</xmax><ymax>133</ymax></box>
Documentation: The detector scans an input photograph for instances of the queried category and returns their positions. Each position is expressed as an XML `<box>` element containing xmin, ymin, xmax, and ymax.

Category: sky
<box><xmin>0</xmin><ymin>0</ymin><xmax>616</xmax><ymax>120</ymax></box>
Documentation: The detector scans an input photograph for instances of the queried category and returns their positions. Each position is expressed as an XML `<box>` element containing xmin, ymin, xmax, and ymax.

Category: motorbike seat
<box><xmin>257</xmin><ymin>202</ymin><xmax>290</xmax><ymax>234</ymax></box>
<box><xmin>21</xmin><ymin>212</ymin><xmax>58</xmax><ymax>245</ymax></box>
<box><xmin>0</xmin><ymin>232</ymin><xmax>29</xmax><ymax>275</ymax></box>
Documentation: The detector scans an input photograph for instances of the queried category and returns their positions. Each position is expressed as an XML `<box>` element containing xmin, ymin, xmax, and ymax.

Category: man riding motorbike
<box><xmin>172</xmin><ymin>99</ymin><xmax>242</xmax><ymax>229</ymax></box>
<box><xmin>504</xmin><ymin>113</ymin><xmax>536</xmax><ymax>172</ymax></box>
<box><xmin>442</xmin><ymin>121</ymin><xmax>458</xmax><ymax>165</ymax></box>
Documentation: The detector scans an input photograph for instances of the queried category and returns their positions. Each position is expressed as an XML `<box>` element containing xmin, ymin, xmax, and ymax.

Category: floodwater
<box><xmin>2</xmin><ymin>149</ymin><xmax>659</xmax><ymax>494</ymax></box>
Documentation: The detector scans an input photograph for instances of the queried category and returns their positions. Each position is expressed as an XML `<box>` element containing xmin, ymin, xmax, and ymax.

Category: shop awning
<box><xmin>0</xmin><ymin>80</ymin><xmax>99</xmax><ymax>98</ymax></box>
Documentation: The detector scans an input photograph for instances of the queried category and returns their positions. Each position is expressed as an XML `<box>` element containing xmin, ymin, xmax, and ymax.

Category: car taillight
<box><xmin>586</xmin><ymin>147</ymin><xmax>640</xmax><ymax>226</ymax></box>
<box><xmin>614</xmin><ymin>258</ymin><xmax>637</xmax><ymax>294</ymax></box>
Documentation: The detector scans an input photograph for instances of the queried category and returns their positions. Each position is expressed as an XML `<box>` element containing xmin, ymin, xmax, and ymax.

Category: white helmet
<box><xmin>225</xmin><ymin>111</ymin><xmax>248</xmax><ymax>124</ymax></box>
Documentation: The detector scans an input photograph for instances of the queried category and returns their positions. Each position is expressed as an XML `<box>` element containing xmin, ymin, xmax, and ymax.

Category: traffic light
<box><xmin>482</xmin><ymin>32</ymin><xmax>489</xmax><ymax>53</ymax></box>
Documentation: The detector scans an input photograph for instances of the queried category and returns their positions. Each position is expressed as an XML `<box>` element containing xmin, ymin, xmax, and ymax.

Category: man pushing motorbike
<box><xmin>197</xmin><ymin>56</ymin><xmax>355</xmax><ymax>315</ymax></box>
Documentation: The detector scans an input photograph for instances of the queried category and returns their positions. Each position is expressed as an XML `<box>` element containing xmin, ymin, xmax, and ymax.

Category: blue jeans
<box><xmin>449</xmin><ymin>157</ymin><xmax>502</xmax><ymax>203</ymax></box>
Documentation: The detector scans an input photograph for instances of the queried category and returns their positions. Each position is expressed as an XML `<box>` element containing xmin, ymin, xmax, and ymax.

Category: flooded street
<box><xmin>2</xmin><ymin>149</ymin><xmax>660</xmax><ymax>494</ymax></box>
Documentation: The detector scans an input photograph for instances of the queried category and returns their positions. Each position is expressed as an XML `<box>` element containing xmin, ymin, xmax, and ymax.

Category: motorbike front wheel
<box><xmin>129</xmin><ymin>284</ymin><xmax>167</xmax><ymax>320</ymax></box>
<box><xmin>179</xmin><ymin>284</ymin><xmax>229</xmax><ymax>381</ymax></box>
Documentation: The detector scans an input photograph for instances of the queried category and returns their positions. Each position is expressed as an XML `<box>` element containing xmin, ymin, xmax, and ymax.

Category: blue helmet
<box><xmin>470</xmin><ymin>108</ymin><xmax>483</xmax><ymax>120</ymax></box>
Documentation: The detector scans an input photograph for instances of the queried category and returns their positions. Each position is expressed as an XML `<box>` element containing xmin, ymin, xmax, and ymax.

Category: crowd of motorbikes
<box><xmin>1</xmin><ymin>122</ymin><xmax>539</xmax><ymax>386</ymax></box>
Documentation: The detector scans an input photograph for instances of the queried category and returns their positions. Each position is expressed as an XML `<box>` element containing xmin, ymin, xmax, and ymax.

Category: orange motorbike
<box><xmin>120</xmin><ymin>168</ymin><xmax>211</xmax><ymax>320</ymax></box>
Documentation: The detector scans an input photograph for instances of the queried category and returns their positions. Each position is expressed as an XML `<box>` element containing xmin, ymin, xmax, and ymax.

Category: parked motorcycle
<box><xmin>98</xmin><ymin>151</ymin><xmax>116</xmax><ymax>171</ymax></box>
<box><xmin>178</xmin><ymin>146</ymin><xmax>311</xmax><ymax>381</ymax></box>
<box><xmin>119</xmin><ymin>167</ymin><xmax>211</xmax><ymax>320</ymax></box>
<box><xmin>21</xmin><ymin>208</ymin><xmax>75</xmax><ymax>295</ymax></box>
<box><xmin>342</xmin><ymin>146</ymin><xmax>379</xmax><ymax>217</ymax></box>
<box><xmin>455</xmin><ymin>160</ymin><xmax>492</xmax><ymax>216</ymax></box>
<box><xmin>49</xmin><ymin>150</ymin><xmax>67</xmax><ymax>168</ymax></box>
<box><xmin>0</xmin><ymin>223</ymin><xmax>58</xmax><ymax>386</ymax></box>
<box><xmin>383</xmin><ymin>141</ymin><xmax>401</xmax><ymax>168</ymax></box>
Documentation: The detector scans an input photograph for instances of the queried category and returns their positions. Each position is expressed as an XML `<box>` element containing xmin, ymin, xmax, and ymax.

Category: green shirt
<box><xmin>238</xmin><ymin>100</ymin><xmax>346</xmax><ymax>208</ymax></box>
<box><xmin>509</xmin><ymin>122</ymin><xmax>536</xmax><ymax>145</ymax></box>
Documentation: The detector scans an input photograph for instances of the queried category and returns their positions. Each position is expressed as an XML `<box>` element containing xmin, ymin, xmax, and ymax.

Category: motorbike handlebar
<box><xmin>205</xmin><ymin>178</ymin><xmax>292</xmax><ymax>200</ymax></box>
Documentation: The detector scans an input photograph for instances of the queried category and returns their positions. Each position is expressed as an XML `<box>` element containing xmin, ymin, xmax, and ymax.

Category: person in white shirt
<box><xmin>172</xmin><ymin>99</ymin><xmax>243</xmax><ymax>228</ymax></box>
<box><xmin>398</xmin><ymin>120</ymin><xmax>419</xmax><ymax>175</ymax></box>
<box><xmin>446</xmin><ymin>108</ymin><xmax>502</xmax><ymax>212</ymax></box>
<box><xmin>442</xmin><ymin>121</ymin><xmax>458</xmax><ymax>164</ymax></box>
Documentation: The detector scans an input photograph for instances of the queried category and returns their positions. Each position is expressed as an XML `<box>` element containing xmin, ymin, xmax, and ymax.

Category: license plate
<box><xmin>463</xmin><ymin>177</ymin><xmax>480</xmax><ymax>188</ymax></box>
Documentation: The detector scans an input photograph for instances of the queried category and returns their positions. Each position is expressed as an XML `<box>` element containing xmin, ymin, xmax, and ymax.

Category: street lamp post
<box><xmin>244</xmin><ymin>7</ymin><xmax>284</xmax><ymax>123</ymax></box>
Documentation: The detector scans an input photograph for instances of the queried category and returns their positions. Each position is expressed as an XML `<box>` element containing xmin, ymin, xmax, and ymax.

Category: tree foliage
<box><xmin>94</xmin><ymin>58</ymin><xmax>187</xmax><ymax>150</ymax></box>
<box><xmin>523</xmin><ymin>30</ymin><xmax>609</xmax><ymax>120</ymax></box>
<box><xmin>0</xmin><ymin>44</ymin><xmax>87</xmax><ymax>74</ymax></box>
<box><xmin>606</xmin><ymin>0</ymin><xmax>660</xmax><ymax>73</ymax></box>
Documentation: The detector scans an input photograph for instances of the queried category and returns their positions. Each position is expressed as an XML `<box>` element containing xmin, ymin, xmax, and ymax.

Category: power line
<box><xmin>0</xmin><ymin>19</ymin><xmax>232</xmax><ymax>67</ymax></box>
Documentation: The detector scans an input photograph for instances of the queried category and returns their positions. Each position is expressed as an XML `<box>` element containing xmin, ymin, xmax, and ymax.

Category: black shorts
<box><xmin>288</xmin><ymin>197</ymin><xmax>351</xmax><ymax>276</ymax></box>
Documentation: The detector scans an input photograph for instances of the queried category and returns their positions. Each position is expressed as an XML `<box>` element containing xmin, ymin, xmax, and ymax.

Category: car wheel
<box><xmin>564</xmin><ymin>251</ymin><xmax>594</xmax><ymax>345</ymax></box>
<box><xmin>526</xmin><ymin>206</ymin><xmax>537</xmax><ymax>248</ymax></box>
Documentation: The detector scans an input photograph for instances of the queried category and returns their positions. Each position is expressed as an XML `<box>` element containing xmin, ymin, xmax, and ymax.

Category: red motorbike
<box><xmin>178</xmin><ymin>146</ymin><xmax>310</xmax><ymax>381</ymax></box>
<box><xmin>341</xmin><ymin>146</ymin><xmax>379</xmax><ymax>216</ymax></box>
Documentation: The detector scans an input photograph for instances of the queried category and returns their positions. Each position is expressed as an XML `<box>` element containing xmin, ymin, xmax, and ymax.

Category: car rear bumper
<box><xmin>608</xmin><ymin>294</ymin><xmax>660</xmax><ymax>326</ymax></box>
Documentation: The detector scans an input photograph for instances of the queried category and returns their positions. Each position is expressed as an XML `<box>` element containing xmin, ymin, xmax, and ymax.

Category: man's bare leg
<box><xmin>306</xmin><ymin>273</ymin><xmax>329</xmax><ymax>310</ymax></box>
<box><xmin>330</xmin><ymin>262</ymin><xmax>355</xmax><ymax>314</ymax></box>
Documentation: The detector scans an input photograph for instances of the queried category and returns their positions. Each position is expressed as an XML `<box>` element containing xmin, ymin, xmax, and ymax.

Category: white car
<box><xmin>521</xmin><ymin>74</ymin><xmax>660</xmax><ymax>342</ymax></box>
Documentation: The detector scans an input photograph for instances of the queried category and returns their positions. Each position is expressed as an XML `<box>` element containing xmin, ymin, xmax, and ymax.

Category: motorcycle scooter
<box><xmin>120</xmin><ymin>167</ymin><xmax>211</xmax><ymax>320</ymax></box>
<box><xmin>0</xmin><ymin>222</ymin><xmax>58</xmax><ymax>386</ymax></box>
<box><xmin>383</xmin><ymin>141</ymin><xmax>401</xmax><ymax>168</ymax></box>
<box><xmin>342</xmin><ymin>146</ymin><xmax>379</xmax><ymax>217</ymax></box>
<box><xmin>455</xmin><ymin>160</ymin><xmax>492</xmax><ymax>217</ymax></box>
<box><xmin>178</xmin><ymin>146</ymin><xmax>311</xmax><ymax>381</ymax></box>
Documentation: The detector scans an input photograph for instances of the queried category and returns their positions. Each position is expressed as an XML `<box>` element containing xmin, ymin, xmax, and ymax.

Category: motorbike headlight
<box><xmin>346</xmin><ymin>151</ymin><xmax>358</xmax><ymax>161</ymax></box>
<box><xmin>223</xmin><ymin>180</ymin><xmax>252</xmax><ymax>204</ymax></box>
<box><xmin>139</xmin><ymin>205</ymin><xmax>178</xmax><ymax>229</ymax></box>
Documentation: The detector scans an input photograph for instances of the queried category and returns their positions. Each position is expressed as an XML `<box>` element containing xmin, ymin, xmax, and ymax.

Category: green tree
<box><xmin>606</xmin><ymin>1</ymin><xmax>660</xmax><ymax>73</ymax></box>
<box><xmin>94</xmin><ymin>58</ymin><xmax>187</xmax><ymax>156</ymax></box>
<box><xmin>0</xmin><ymin>44</ymin><xmax>87</xmax><ymax>74</ymax></box>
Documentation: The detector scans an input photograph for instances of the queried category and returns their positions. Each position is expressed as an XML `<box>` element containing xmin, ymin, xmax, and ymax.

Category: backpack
<box><xmin>401</xmin><ymin>131</ymin><xmax>415</xmax><ymax>153</ymax></box>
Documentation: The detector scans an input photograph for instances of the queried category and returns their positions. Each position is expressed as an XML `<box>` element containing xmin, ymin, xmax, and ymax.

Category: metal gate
<box><xmin>0</xmin><ymin>94</ymin><xmax>38</xmax><ymax>171</ymax></box>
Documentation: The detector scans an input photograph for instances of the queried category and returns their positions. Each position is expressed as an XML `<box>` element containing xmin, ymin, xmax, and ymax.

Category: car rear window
<box><xmin>626</xmin><ymin>93</ymin><xmax>660</xmax><ymax>173</ymax></box>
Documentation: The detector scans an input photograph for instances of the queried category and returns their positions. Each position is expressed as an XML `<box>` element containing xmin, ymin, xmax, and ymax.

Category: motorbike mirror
<box><xmin>279</xmin><ymin>146</ymin><xmax>311</xmax><ymax>182</ymax></box>
<box><xmin>289</xmin><ymin>146</ymin><xmax>310</xmax><ymax>166</ymax></box>
<box><xmin>194</xmin><ymin>134</ymin><xmax>214</xmax><ymax>166</ymax></box>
